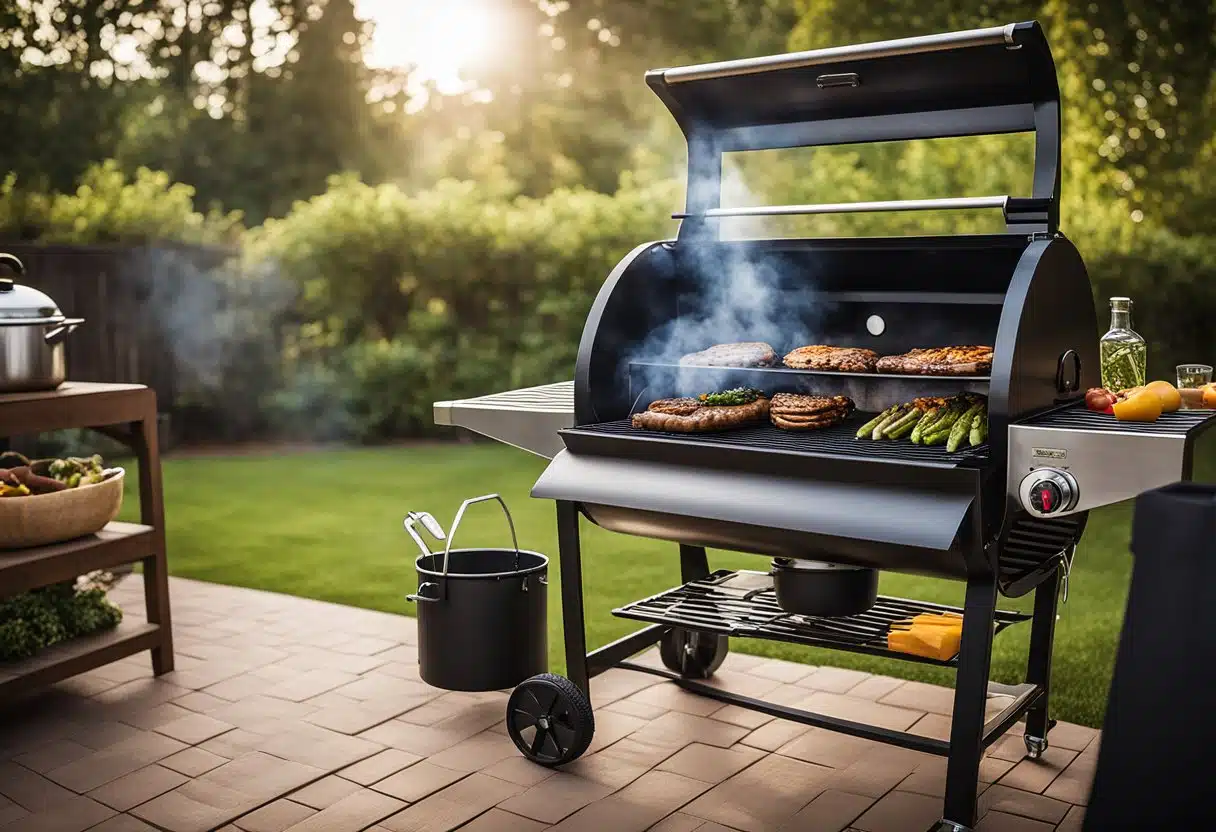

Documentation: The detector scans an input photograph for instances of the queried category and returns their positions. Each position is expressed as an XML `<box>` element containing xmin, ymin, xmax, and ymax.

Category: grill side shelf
<box><xmin>433</xmin><ymin>381</ymin><xmax>574</xmax><ymax>459</ymax></box>
<box><xmin>1016</xmin><ymin>402</ymin><xmax>1216</xmax><ymax>437</ymax></box>
<box><xmin>613</xmin><ymin>569</ymin><xmax>1030</xmax><ymax>668</ymax></box>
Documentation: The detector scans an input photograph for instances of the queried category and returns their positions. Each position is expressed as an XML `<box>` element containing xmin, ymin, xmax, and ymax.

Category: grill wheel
<box><xmin>660</xmin><ymin>628</ymin><xmax>729</xmax><ymax>679</ymax></box>
<box><xmin>505</xmin><ymin>673</ymin><xmax>595</xmax><ymax>766</ymax></box>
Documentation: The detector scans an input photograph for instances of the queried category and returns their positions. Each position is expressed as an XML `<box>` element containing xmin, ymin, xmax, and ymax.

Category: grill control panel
<box><xmin>1018</xmin><ymin>468</ymin><xmax>1078</xmax><ymax>518</ymax></box>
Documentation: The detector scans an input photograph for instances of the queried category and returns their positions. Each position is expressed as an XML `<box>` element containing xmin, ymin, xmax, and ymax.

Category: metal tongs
<box><xmin>403</xmin><ymin>511</ymin><xmax>447</xmax><ymax>557</ymax></box>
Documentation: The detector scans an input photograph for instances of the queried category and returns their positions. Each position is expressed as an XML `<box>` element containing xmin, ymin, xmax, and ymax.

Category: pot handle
<box><xmin>442</xmin><ymin>493</ymin><xmax>522</xmax><ymax>576</ymax></box>
<box><xmin>44</xmin><ymin>318</ymin><xmax>85</xmax><ymax>347</ymax></box>
<box><xmin>0</xmin><ymin>254</ymin><xmax>23</xmax><ymax>292</ymax></box>
<box><xmin>406</xmin><ymin>581</ymin><xmax>441</xmax><ymax>603</ymax></box>
<box><xmin>403</xmin><ymin>511</ymin><xmax>447</xmax><ymax>558</ymax></box>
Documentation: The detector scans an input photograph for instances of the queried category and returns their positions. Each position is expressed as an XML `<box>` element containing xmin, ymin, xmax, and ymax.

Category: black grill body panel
<box><xmin>553</xmin><ymin>233</ymin><xmax>1097</xmax><ymax>583</ymax></box>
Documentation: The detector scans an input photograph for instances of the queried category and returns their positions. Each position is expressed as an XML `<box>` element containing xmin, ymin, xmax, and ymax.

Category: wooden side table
<box><xmin>0</xmin><ymin>382</ymin><xmax>173</xmax><ymax>702</ymax></box>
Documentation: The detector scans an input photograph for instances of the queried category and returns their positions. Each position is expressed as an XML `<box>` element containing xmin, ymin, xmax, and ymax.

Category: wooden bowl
<box><xmin>0</xmin><ymin>469</ymin><xmax>125</xmax><ymax>550</ymax></box>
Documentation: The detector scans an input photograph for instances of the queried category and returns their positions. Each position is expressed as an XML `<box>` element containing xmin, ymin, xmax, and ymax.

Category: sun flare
<box><xmin>357</xmin><ymin>0</ymin><xmax>501</xmax><ymax>93</ymax></box>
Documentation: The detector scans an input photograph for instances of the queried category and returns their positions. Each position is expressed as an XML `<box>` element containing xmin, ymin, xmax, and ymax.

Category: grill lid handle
<box><xmin>672</xmin><ymin>196</ymin><xmax>1051</xmax><ymax>225</ymax></box>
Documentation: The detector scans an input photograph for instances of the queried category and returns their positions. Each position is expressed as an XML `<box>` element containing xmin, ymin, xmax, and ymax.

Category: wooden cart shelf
<box><xmin>1</xmin><ymin>522</ymin><xmax>156</xmax><ymax>597</ymax></box>
<box><xmin>0</xmin><ymin>622</ymin><xmax>162</xmax><ymax>699</ymax></box>
<box><xmin>1</xmin><ymin>383</ymin><xmax>173</xmax><ymax>705</ymax></box>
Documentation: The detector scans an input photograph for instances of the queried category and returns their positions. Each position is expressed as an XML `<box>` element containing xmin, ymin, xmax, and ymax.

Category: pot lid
<box><xmin>0</xmin><ymin>254</ymin><xmax>64</xmax><ymax>323</ymax></box>
<box><xmin>772</xmin><ymin>558</ymin><xmax>872</xmax><ymax>572</ymax></box>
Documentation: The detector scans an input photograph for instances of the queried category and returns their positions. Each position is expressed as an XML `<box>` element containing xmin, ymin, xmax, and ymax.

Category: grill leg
<box><xmin>1023</xmin><ymin>569</ymin><xmax>1060</xmax><ymax>753</ymax></box>
<box><xmin>679</xmin><ymin>544</ymin><xmax>710</xmax><ymax>582</ymax></box>
<box><xmin>942</xmin><ymin>576</ymin><xmax>998</xmax><ymax>830</ymax></box>
<box><xmin>556</xmin><ymin>500</ymin><xmax>590</xmax><ymax>697</ymax></box>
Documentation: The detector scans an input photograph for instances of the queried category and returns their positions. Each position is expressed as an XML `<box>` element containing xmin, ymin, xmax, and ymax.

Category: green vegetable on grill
<box><xmin>882</xmin><ymin>409</ymin><xmax>922</xmax><ymax>438</ymax></box>
<box><xmin>856</xmin><ymin>406</ymin><xmax>898</xmax><ymax>438</ymax></box>
<box><xmin>909</xmin><ymin>408</ymin><xmax>939</xmax><ymax>444</ymax></box>
<box><xmin>871</xmin><ymin>406</ymin><xmax>907</xmax><ymax>440</ymax></box>
<box><xmin>947</xmin><ymin>402</ymin><xmax>985</xmax><ymax>453</ymax></box>
<box><xmin>698</xmin><ymin>387</ymin><xmax>763</xmax><ymax>406</ymax></box>
<box><xmin>855</xmin><ymin>393</ymin><xmax>988</xmax><ymax>450</ymax></box>
<box><xmin>970</xmin><ymin>410</ymin><xmax>988</xmax><ymax>447</ymax></box>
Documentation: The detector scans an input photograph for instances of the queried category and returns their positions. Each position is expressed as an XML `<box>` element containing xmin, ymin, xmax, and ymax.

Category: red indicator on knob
<box><xmin>1029</xmin><ymin>480</ymin><xmax>1064</xmax><ymax>514</ymax></box>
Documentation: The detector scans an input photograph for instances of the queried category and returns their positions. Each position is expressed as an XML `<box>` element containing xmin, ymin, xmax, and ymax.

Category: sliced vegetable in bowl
<box><xmin>0</xmin><ymin>452</ymin><xmax>118</xmax><ymax>498</ymax></box>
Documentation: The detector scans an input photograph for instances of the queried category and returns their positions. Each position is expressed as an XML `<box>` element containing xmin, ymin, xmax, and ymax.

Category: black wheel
<box><xmin>660</xmin><ymin>628</ymin><xmax>728</xmax><ymax>679</ymax></box>
<box><xmin>506</xmin><ymin>673</ymin><xmax>595</xmax><ymax>766</ymax></box>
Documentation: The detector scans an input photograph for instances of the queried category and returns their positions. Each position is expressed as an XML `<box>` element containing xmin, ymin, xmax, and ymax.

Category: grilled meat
<box><xmin>875</xmin><ymin>346</ymin><xmax>993</xmax><ymax>376</ymax></box>
<box><xmin>769</xmin><ymin>393</ymin><xmax>854</xmax><ymax>431</ymax></box>
<box><xmin>631</xmin><ymin>396</ymin><xmax>771</xmax><ymax>432</ymax></box>
<box><xmin>679</xmin><ymin>342</ymin><xmax>778</xmax><ymax>368</ymax></box>
<box><xmin>770</xmin><ymin>393</ymin><xmax>854</xmax><ymax>415</ymax></box>
<box><xmin>645</xmin><ymin>397</ymin><xmax>701</xmax><ymax>416</ymax></box>
<box><xmin>772</xmin><ymin>414</ymin><xmax>843</xmax><ymax>431</ymax></box>
<box><xmin>783</xmin><ymin>346</ymin><xmax>879</xmax><ymax>373</ymax></box>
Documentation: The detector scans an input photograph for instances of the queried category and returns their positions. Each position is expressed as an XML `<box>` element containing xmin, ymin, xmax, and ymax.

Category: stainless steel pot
<box><xmin>0</xmin><ymin>253</ymin><xmax>85</xmax><ymax>393</ymax></box>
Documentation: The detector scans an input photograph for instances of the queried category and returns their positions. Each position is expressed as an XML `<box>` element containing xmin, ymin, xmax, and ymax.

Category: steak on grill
<box><xmin>783</xmin><ymin>346</ymin><xmax>879</xmax><ymax>373</ymax></box>
<box><xmin>875</xmin><ymin>346</ymin><xmax>993</xmax><ymax>376</ymax></box>
<box><xmin>631</xmin><ymin>396</ymin><xmax>771</xmax><ymax>432</ymax></box>
<box><xmin>679</xmin><ymin>342</ymin><xmax>778</xmax><ymax>368</ymax></box>
<box><xmin>770</xmin><ymin>393</ymin><xmax>854</xmax><ymax>431</ymax></box>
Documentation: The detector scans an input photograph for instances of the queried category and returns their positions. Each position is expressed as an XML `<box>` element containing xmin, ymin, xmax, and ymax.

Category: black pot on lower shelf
<box><xmin>770</xmin><ymin>558</ymin><xmax>878</xmax><ymax>617</ymax></box>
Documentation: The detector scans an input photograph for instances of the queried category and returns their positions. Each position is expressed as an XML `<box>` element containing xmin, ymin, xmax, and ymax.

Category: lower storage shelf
<box><xmin>0</xmin><ymin>620</ymin><xmax>160</xmax><ymax>703</ymax></box>
<box><xmin>613</xmin><ymin>570</ymin><xmax>1031</xmax><ymax>667</ymax></box>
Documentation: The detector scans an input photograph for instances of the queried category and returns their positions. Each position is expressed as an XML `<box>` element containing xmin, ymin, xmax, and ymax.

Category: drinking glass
<box><xmin>1177</xmin><ymin>365</ymin><xmax>1212</xmax><ymax>409</ymax></box>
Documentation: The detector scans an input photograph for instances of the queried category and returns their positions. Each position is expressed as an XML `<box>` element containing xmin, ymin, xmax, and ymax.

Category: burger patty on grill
<box><xmin>769</xmin><ymin>393</ymin><xmax>855</xmax><ymax>416</ymax></box>
<box><xmin>631</xmin><ymin>396</ymin><xmax>771</xmax><ymax>432</ymax></box>
<box><xmin>783</xmin><ymin>346</ymin><xmax>879</xmax><ymax>373</ymax></box>
<box><xmin>771</xmin><ymin>414</ymin><xmax>845</xmax><ymax>431</ymax></box>
<box><xmin>679</xmin><ymin>342</ymin><xmax>778</xmax><ymax>368</ymax></box>
<box><xmin>875</xmin><ymin>346</ymin><xmax>993</xmax><ymax>376</ymax></box>
<box><xmin>770</xmin><ymin>393</ymin><xmax>854</xmax><ymax>431</ymax></box>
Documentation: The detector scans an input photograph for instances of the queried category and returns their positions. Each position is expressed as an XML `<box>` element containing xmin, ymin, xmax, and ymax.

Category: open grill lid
<box><xmin>647</xmin><ymin>21</ymin><xmax>1062</xmax><ymax>236</ymax></box>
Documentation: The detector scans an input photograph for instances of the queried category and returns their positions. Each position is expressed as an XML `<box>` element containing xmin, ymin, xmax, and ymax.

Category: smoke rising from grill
<box><xmin>130</xmin><ymin>248</ymin><xmax>355</xmax><ymax>442</ymax></box>
<box><xmin>625</xmin><ymin>162</ymin><xmax>834</xmax><ymax>404</ymax></box>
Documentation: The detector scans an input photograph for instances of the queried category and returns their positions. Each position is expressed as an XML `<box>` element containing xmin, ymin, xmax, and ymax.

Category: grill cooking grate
<box><xmin>614</xmin><ymin>570</ymin><xmax>1030</xmax><ymax>667</ymax></box>
<box><xmin>569</xmin><ymin>413</ymin><xmax>988</xmax><ymax>467</ymax></box>
<box><xmin>1020</xmin><ymin>403</ymin><xmax>1216</xmax><ymax>436</ymax></box>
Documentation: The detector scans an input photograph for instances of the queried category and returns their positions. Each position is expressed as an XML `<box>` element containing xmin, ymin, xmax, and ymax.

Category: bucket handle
<box><xmin>442</xmin><ymin>494</ymin><xmax>522</xmax><ymax>576</ymax></box>
<box><xmin>408</xmin><ymin>582</ymin><xmax>441</xmax><ymax>604</ymax></box>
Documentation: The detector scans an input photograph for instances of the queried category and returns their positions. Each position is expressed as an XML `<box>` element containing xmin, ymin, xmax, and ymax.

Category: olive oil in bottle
<box><xmin>1099</xmin><ymin>297</ymin><xmax>1146</xmax><ymax>391</ymax></box>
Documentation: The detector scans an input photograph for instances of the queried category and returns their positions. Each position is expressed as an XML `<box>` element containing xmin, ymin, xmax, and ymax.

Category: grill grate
<box><xmin>631</xmin><ymin>360</ymin><xmax>992</xmax><ymax>383</ymax></box>
<box><xmin>614</xmin><ymin>570</ymin><xmax>1031</xmax><ymax>667</ymax></box>
<box><xmin>570</xmin><ymin>413</ymin><xmax>989</xmax><ymax>467</ymax></box>
<box><xmin>1020</xmin><ymin>403</ymin><xmax>1216</xmax><ymax>436</ymax></box>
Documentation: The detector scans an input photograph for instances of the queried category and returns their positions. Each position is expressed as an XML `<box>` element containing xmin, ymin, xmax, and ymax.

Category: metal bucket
<box><xmin>404</xmin><ymin>494</ymin><xmax>548</xmax><ymax>692</ymax></box>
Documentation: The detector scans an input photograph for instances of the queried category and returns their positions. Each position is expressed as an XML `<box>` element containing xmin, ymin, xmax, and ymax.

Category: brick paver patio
<box><xmin>0</xmin><ymin>577</ymin><xmax>1095</xmax><ymax>831</ymax></box>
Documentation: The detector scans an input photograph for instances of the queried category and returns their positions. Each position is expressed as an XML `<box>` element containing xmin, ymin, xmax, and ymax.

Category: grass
<box><xmin>115</xmin><ymin>441</ymin><xmax>1157</xmax><ymax>729</ymax></box>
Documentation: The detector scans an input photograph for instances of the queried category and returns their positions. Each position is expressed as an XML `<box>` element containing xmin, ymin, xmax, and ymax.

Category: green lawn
<box><xmin>118</xmin><ymin>442</ymin><xmax>1148</xmax><ymax>728</ymax></box>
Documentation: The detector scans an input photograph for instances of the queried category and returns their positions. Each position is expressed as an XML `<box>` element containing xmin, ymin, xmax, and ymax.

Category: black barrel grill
<box><xmin>433</xmin><ymin>22</ymin><xmax>1216</xmax><ymax>832</ymax></box>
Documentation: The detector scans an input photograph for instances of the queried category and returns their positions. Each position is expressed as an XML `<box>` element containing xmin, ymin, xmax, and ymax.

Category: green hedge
<box><xmin>1083</xmin><ymin>228</ymin><xmax>1216</xmax><ymax>381</ymax></box>
<box><xmin>247</xmin><ymin>173</ymin><xmax>680</xmax><ymax>440</ymax></box>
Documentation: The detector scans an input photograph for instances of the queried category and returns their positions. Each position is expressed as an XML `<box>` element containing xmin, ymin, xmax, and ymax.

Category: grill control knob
<box><xmin>1019</xmin><ymin>469</ymin><xmax>1079</xmax><ymax>518</ymax></box>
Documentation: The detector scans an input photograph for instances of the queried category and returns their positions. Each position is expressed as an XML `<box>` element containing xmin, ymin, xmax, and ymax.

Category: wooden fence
<box><xmin>1</xmin><ymin>242</ymin><xmax>236</xmax><ymax>415</ymax></box>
